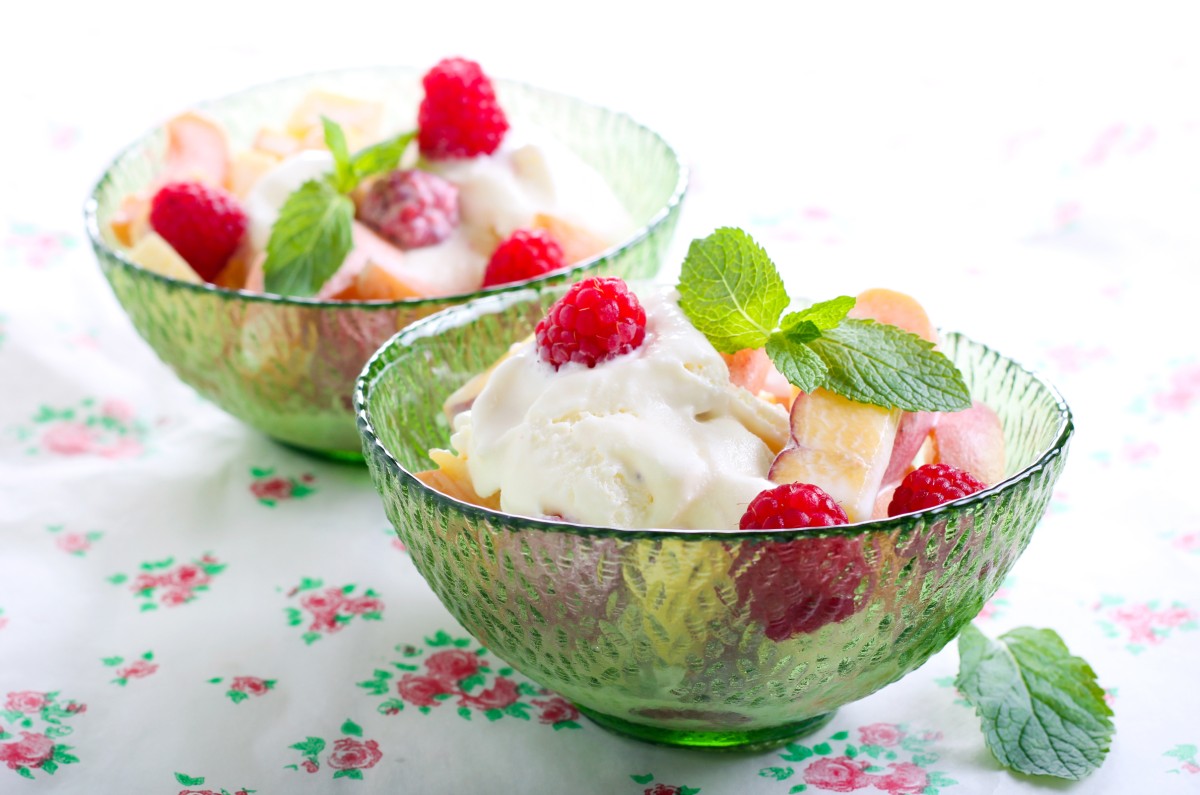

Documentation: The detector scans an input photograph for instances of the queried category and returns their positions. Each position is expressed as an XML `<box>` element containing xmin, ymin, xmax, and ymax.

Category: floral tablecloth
<box><xmin>3</xmin><ymin>3</ymin><xmax>1199</xmax><ymax>793</ymax></box>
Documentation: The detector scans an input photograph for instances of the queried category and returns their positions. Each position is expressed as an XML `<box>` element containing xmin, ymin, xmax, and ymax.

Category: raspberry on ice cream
<box><xmin>482</xmin><ymin>228</ymin><xmax>566</xmax><ymax>287</ymax></box>
<box><xmin>148</xmin><ymin>180</ymin><xmax>247</xmax><ymax>282</ymax></box>
<box><xmin>418</xmin><ymin>57</ymin><xmax>509</xmax><ymax>160</ymax></box>
<box><xmin>739</xmin><ymin>482</ymin><xmax>849</xmax><ymax>530</ymax></box>
<box><xmin>535</xmin><ymin>276</ymin><xmax>646</xmax><ymax>369</ymax></box>
<box><xmin>888</xmin><ymin>463</ymin><xmax>986</xmax><ymax>517</ymax></box>
<box><xmin>359</xmin><ymin>169</ymin><xmax>459</xmax><ymax>250</ymax></box>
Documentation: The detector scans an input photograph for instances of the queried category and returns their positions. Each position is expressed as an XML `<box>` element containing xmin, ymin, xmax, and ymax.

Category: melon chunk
<box><xmin>285</xmin><ymin>90</ymin><xmax>384</xmax><ymax>152</ymax></box>
<box><xmin>722</xmin><ymin>348</ymin><xmax>772</xmax><ymax>395</ymax></box>
<box><xmin>128</xmin><ymin>232</ymin><xmax>201</xmax><ymax>283</ymax></box>
<box><xmin>110</xmin><ymin>193</ymin><xmax>152</xmax><ymax>247</ymax></box>
<box><xmin>228</xmin><ymin>149</ymin><xmax>280</xmax><ymax>199</ymax></box>
<box><xmin>931</xmin><ymin>400</ymin><xmax>1006</xmax><ymax>486</ymax></box>
<box><xmin>769</xmin><ymin>389</ymin><xmax>901</xmax><ymax>523</ymax></box>
<box><xmin>253</xmin><ymin>127</ymin><xmax>303</xmax><ymax>160</ymax></box>
<box><xmin>848</xmin><ymin>287</ymin><xmax>938</xmax><ymax>344</ymax></box>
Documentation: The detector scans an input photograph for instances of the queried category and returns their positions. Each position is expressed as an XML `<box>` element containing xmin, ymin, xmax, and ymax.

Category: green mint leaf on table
<box><xmin>262</xmin><ymin>180</ymin><xmax>354</xmax><ymax>297</ymax></box>
<box><xmin>678</xmin><ymin>227</ymin><xmax>790</xmax><ymax>353</ymax></box>
<box><xmin>808</xmin><ymin>319</ymin><xmax>972</xmax><ymax>412</ymax></box>
<box><xmin>352</xmin><ymin>131</ymin><xmax>417</xmax><ymax>181</ymax></box>
<box><xmin>262</xmin><ymin>117</ymin><xmax>415</xmax><ymax>296</ymax></box>
<box><xmin>765</xmin><ymin>329</ymin><xmax>828</xmax><ymax>394</ymax></box>
<box><xmin>956</xmin><ymin>624</ymin><xmax>1114</xmax><ymax>780</ymax></box>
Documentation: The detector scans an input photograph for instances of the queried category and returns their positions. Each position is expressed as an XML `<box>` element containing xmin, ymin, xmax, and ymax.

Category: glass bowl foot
<box><xmin>576</xmin><ymin>705</ymin><xmax>835</xmax><ymax>752</ymax></box>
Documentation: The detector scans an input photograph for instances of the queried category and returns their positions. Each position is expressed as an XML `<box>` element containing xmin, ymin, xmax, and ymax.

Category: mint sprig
<box><xmin>956</xmin><ymin>624</ymin><xmax>1114</xmax><ymax>780</ymax></box>
<box><xmin>677</xmin><ymin>228</ymin><xmax>972</xmax><ymax>412</ymax></box>
<box><xmin>262</xmin><ymin>117</ymin><xmax>415</xmax><ymax>297</ymax></box>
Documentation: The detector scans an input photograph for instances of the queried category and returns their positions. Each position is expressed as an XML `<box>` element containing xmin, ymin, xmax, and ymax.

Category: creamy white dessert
<box><xmin>447</xmin><ymin>288</ymin><xmax>790</xmax><ymax>530</ymax></box>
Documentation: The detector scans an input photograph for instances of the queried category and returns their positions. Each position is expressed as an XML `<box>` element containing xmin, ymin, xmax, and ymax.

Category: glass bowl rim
<box><xmin>83</xmin><ymin>64</ymin><xmax>689</xmax><ymax>312</ymax></box>
<box><xmin>355</xmin><ymin>285</ymin><xmax>1075</xmax><ymax>542</ymax></box>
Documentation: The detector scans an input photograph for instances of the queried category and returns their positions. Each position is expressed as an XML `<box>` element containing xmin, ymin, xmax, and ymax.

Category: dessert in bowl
<box><xmin>355</xmin><ymin>232</ymin><xmax>1073</xmax><ymax>750</ymax></box>
<box><xmin>85</xmin><ymin>60</ymin><xmax>686</xmax><ymax>458</ymax></box>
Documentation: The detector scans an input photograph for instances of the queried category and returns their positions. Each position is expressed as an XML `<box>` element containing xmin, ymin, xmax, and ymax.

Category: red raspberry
<box><xmin>418</xmin><ymin>57</ymin><xmax>509</xmax><ymax>160</ymax></box>
<box><xmin>739</xmin><ymin>482</ymin><xmax>849</xmax><ymax>530</ymax></box>
<box><xmin>735</xmin><ymin>484</ymin><xmax>869</xmax><ymax>640</ymax></box>
<box><xmin>359</xmin><ymin>169</ymin><xmax>459</xmax><ymax>249</ymax></box>
<box><xmin>535</xmin><ymin>277</ymin><xmax>646</xmax><ymax>369</ymax></box>
<box><xmin>482</xmin><ymin>229</ymin><xmax>566</xmax><ymax>287</ymax></box>
<box><xmin>148</xmin><ymin>181</ymin><xmax>247</xmax><ymax>282</ymax></box>
<box><xmin>888</xmin><ymin>463</ymin><xmax>986</xmax><ymax>517</ymax></box>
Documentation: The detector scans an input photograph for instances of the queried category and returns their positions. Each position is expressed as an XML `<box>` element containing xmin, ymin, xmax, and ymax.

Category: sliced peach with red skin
<box><xmin>931</xmin><ymin>400</ymin><xmax>1006</xmax><ymax>486</ymax></box>
<box><xmin>163</xmin><ymin>111</ymin><xmax>230</xmax><ymax>188</ymax></box>
<box><xmin>848</xmin><ymin>287</ymin><xmax>938</xmax><ymax>344</ymax></box>
<box><xmin>769</xmin><ymin>389</ymin><xmax>902</xmax><ymax>523</ymax></box>
<box><xmin>881</xmin><ymin>411</ymin><xmax>939</xmax><ymax>487</ymax></box>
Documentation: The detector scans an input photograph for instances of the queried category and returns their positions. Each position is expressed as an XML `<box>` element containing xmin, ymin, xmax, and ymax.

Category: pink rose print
<box><xmin>358</xmin><ymin>630</ymin><xmax>573</xmax><ymax>728</ymax></box>
<box><xmin>4</xmin><ymin>224</ymin><xmax>75</xmax><ymax>268</ymax></box>
<box><xmin>875</xmin><ymin>762</ymin><xmax>929</xmax><ymax>795</ymax></box>
<box><xmin>115</xmin><ymin>555</ymin><xmax>225</xmax><ymax>611</ymax></box>
<box><xmin>99</xmin><ymin>399</ymin><xmax>134</xmax><ymax>423</ymax></box>
<box><xmin>858</xmin><ymin>723</ymin><xmax>904</xmax><ymax>747</ymax></box>
<box><xmin>42</xmin><ymin>422</ymin><xmax>96</xmax><ymax>455</ymax></box>
<box><xmin>803</xmin><ymin>756</ymin><xmax>872</xmax><ymax>792</ymax></box>
<box><xmin>286</xmin><ymin>580</ymin><xmax>383</xmax><ymax>644</ymax></box>
<box><xmin>631</xmin><ymin>777</ymin><xmax>699</xmax><ymax>795</ymax></box>
<box><xmin>209</xmin><ymin>675</ymin><xmax>276</xmax><ymax>704</ymax></box>
<box><xmin>286</xmin><ymin>720</ymin><xmax>381</xmax><ymax>781</ymax></box>
<box><xmin>425</xmin><ymin>649</ymin><xmax>481</xmax><ymax>683</ymax></box>
<box><xmin>250</xmin><ymin>467</ymin><xmax>317</xmax><ymax>507</ymax></box>
<box><xmin>4</xmin><ymin>691</ymin><xmax>47</xmax><ymax>714</ymax></box>
<box><xmin>53</xmin><ymin>531</ymin><xmax>99</xmax><ymax>556</ymax></box>
<box><xmin>105</xmin><ymin>651</ymin><xmax>158</xmax><ymax>686</ymax></box>
<box><xmin>459</xmin><ymin>677</ymin><xmax>520</xmax><ymax>711</ymax></box>
<box><xmin>532</xmin><ymin>696</ymin><xmax>580</xmax><ymax>726</ymax></box>
<box><xmin>0</xmin><ymin>732</ymin><xmax>53</xmax><ymax>771</ymax></box>
<box><xmin>646</xmin><ymin>786</ymin><xmax>681</xmax><ymax>795</ymax></box>
<box><xmin>231</xmin><ymin>677</ymin><xmax>269</xmax><ymax>697</ymax></box>
<box><xmin>117</xmin><ymin>660</ymin><xmax>157</xmax><ymax>680</ymax></box>
<box><xmin>327</xmin><ymin>738</ymin><xmax>382</xmax><ymax>771</ymax></box>
<box><xmin>396</xmin><ymin>675</ymin><xmax>450</xmax><ymax>708</ymax></box>
<box><xmin>1173</xmin><ymin>533</ymin><xmax>1200</xmax><ymax>554</ymax></box>
<box><xmin>1153</xmin><ymin>362</ymin><xmax>1200</xmax><ymax>414</ymax></box>
<box><xmin>1098</xmin><ymin>597</ymin><xmax>1198</xmax><ymax>652</ymax></box>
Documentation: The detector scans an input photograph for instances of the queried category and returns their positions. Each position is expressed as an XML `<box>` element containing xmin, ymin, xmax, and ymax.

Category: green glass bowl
<box><xmin>84</xmin><ymin>67</ymin><xmax>687</xmax><ymax>459</ymax></box>
<box><xmin>355</xmin><ymin>286</ymin><xmax>1073</xmax><ymax>750</ymax></box>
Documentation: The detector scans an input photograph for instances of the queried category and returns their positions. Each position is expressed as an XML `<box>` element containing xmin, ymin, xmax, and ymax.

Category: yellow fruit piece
<box><xmin>623</xmin><ymin>539</ymin><xmax>734</xmax><ymax>667</ymax></box>
<box><xmin>253</xmin><ymin>127</ymin><xmax>303</xmax><ymax>160</ymax></box>
<box><xmin>532</xmin><ymin>212</ymin><xmax>610</xmax><ymax>265</ymax></box>
<box><xmin>285</xmin><ymin>90</ymin><xmax>384</xmax><ymax>152</ymax></box>
<box><xmin>127</xmin><ymin>232</ymin><xmax>201</xmax><ymax>283</ymax></box>
<box><xmin>110</xmin><ymin>193</ymin><xmax>152</xmax><ymax>247</ymax></box>
<box><xmin>415</xmin><ymin>448</ymin><xmax>502</xmax><ymax>511</ymax></box>
<box><xmin>770</xmin><ymin>389</ymin><xmax>901</xmax><ymax>522</ymax></box>
<box><xmin>228</xmin><ymin>149</ymin><xmax>280</xmax><ymax>199</ymax></box>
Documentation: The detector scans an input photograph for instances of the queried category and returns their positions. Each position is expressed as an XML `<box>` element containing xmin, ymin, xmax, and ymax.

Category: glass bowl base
<box><xmin>576</xmin><ymin>705</ymin><xmax>836</xmax><ymax>752</ymax></box>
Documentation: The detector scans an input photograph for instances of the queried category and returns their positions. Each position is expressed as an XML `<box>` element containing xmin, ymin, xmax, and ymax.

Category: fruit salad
<box><xmin>416</xmin><ymin>228</ymin><xmax>1006</xmax><ymax>533</ymax></box>
<box><xmin>108</xmin><ymin>58</ymin><xmax>634</xmax><ymax>300</ymax></box>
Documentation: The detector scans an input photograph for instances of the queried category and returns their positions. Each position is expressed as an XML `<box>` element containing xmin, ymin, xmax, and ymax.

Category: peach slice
<box><xmin>881</xmin><ymin>411</ymin><xmax>938</xmax><ymax>487</ymax></box>
<box><xmin>127</xmin><ymin>232</ymin><xmax>201</xmax><ymax>284</ymax></box>
<box><xmin>415</xmin><ymin>448</ymin><xmax>501</xmax><ymax>511</ymax></box>
<box><xmin>213</xmin><ymin>238</ymin><xmax>258</xmax><ymax>290</ymax></box>
<box><xmin>532</xmin><ymin>212</ymin><xmax>610</xmax><ymax>265</ymax></box>
<box><xmin>722</xmin><ymin>348</ymin><xmax>772</xmax><ymax>395</ymax></box>
<box><xmin>769</xmin><ymin>389</ymin><xmax>901</xmax><ymax>523</ymax></box>
<box><xmin>848</xmin><ymin>287</ymin><xmax>938</xmax><ymax>344</ymax></box>
<box><xmin>163</xmin><ymin>111</ymin><xmax>230</xmax><ymax>188</ymax></box>
<box><xmin>931</xmin><ymin>400</ymin><xmax>1006</xmax><ymax>486</ymax></box>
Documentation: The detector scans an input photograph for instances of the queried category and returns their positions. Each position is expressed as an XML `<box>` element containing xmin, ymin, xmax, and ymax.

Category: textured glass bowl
<box><xmin>84</xmin><ymin>67</ymin><xmax>686</xmax><ymax>459</ymax></box>
<box><xmin>355</xmin><ymin>287</ymin><xmax>1073</xmax><ymax>750</ymax></box>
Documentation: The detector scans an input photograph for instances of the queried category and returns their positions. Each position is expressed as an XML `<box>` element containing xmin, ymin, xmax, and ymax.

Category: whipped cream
<box><xmin>450</xmin><ymin>288</ymin><xmax>790</xmax><ymax>530</ymax></box>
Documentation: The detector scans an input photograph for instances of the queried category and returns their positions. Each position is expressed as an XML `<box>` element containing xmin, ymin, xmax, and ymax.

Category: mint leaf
<box><xmin>321</xmin><ymin>117</ymin><xmax>354</xmax><ymax>193</ymax></box>
<box><xmin>352</xmin><ymin>131</ymin><xmax>416</xmax><ymax>181</ymax></box>
<box><xmin>807</xmin><ymin>319</ymin><xmax>971</xmax><ymax>411</ymax></box>
<box><xmin>782</xmin><ymin>296</ymin><xmax>856</xmax><ymax>332</ymax></box>
<box><xmin>765</xmin><ymin>328</ymin><xmax>827</xmax><ymax>393</ymax></box>
<box><xmin>678</xmin><ymin>227</ymin><xmax>789</xmax><ymax>353</ymax></box>
<box><xmin>956</xmin><ymin>624</ymin><xmax>1114</xmax><ymax>780</ymax></box>
<box><xmin>262</xmin><ymin>180</ymin><xmax>354</xmax><ymax>297</ymax></box>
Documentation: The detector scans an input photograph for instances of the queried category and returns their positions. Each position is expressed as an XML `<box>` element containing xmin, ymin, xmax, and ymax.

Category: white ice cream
<box><xmin>450</xmin><ymin>288</ymin><xmax>790</xmax><ymax>530</ymax></box>
<box><xmin>244</xmin><ymin>128</ymin><xmax>635</xmax><ymax>297</ymax></box>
